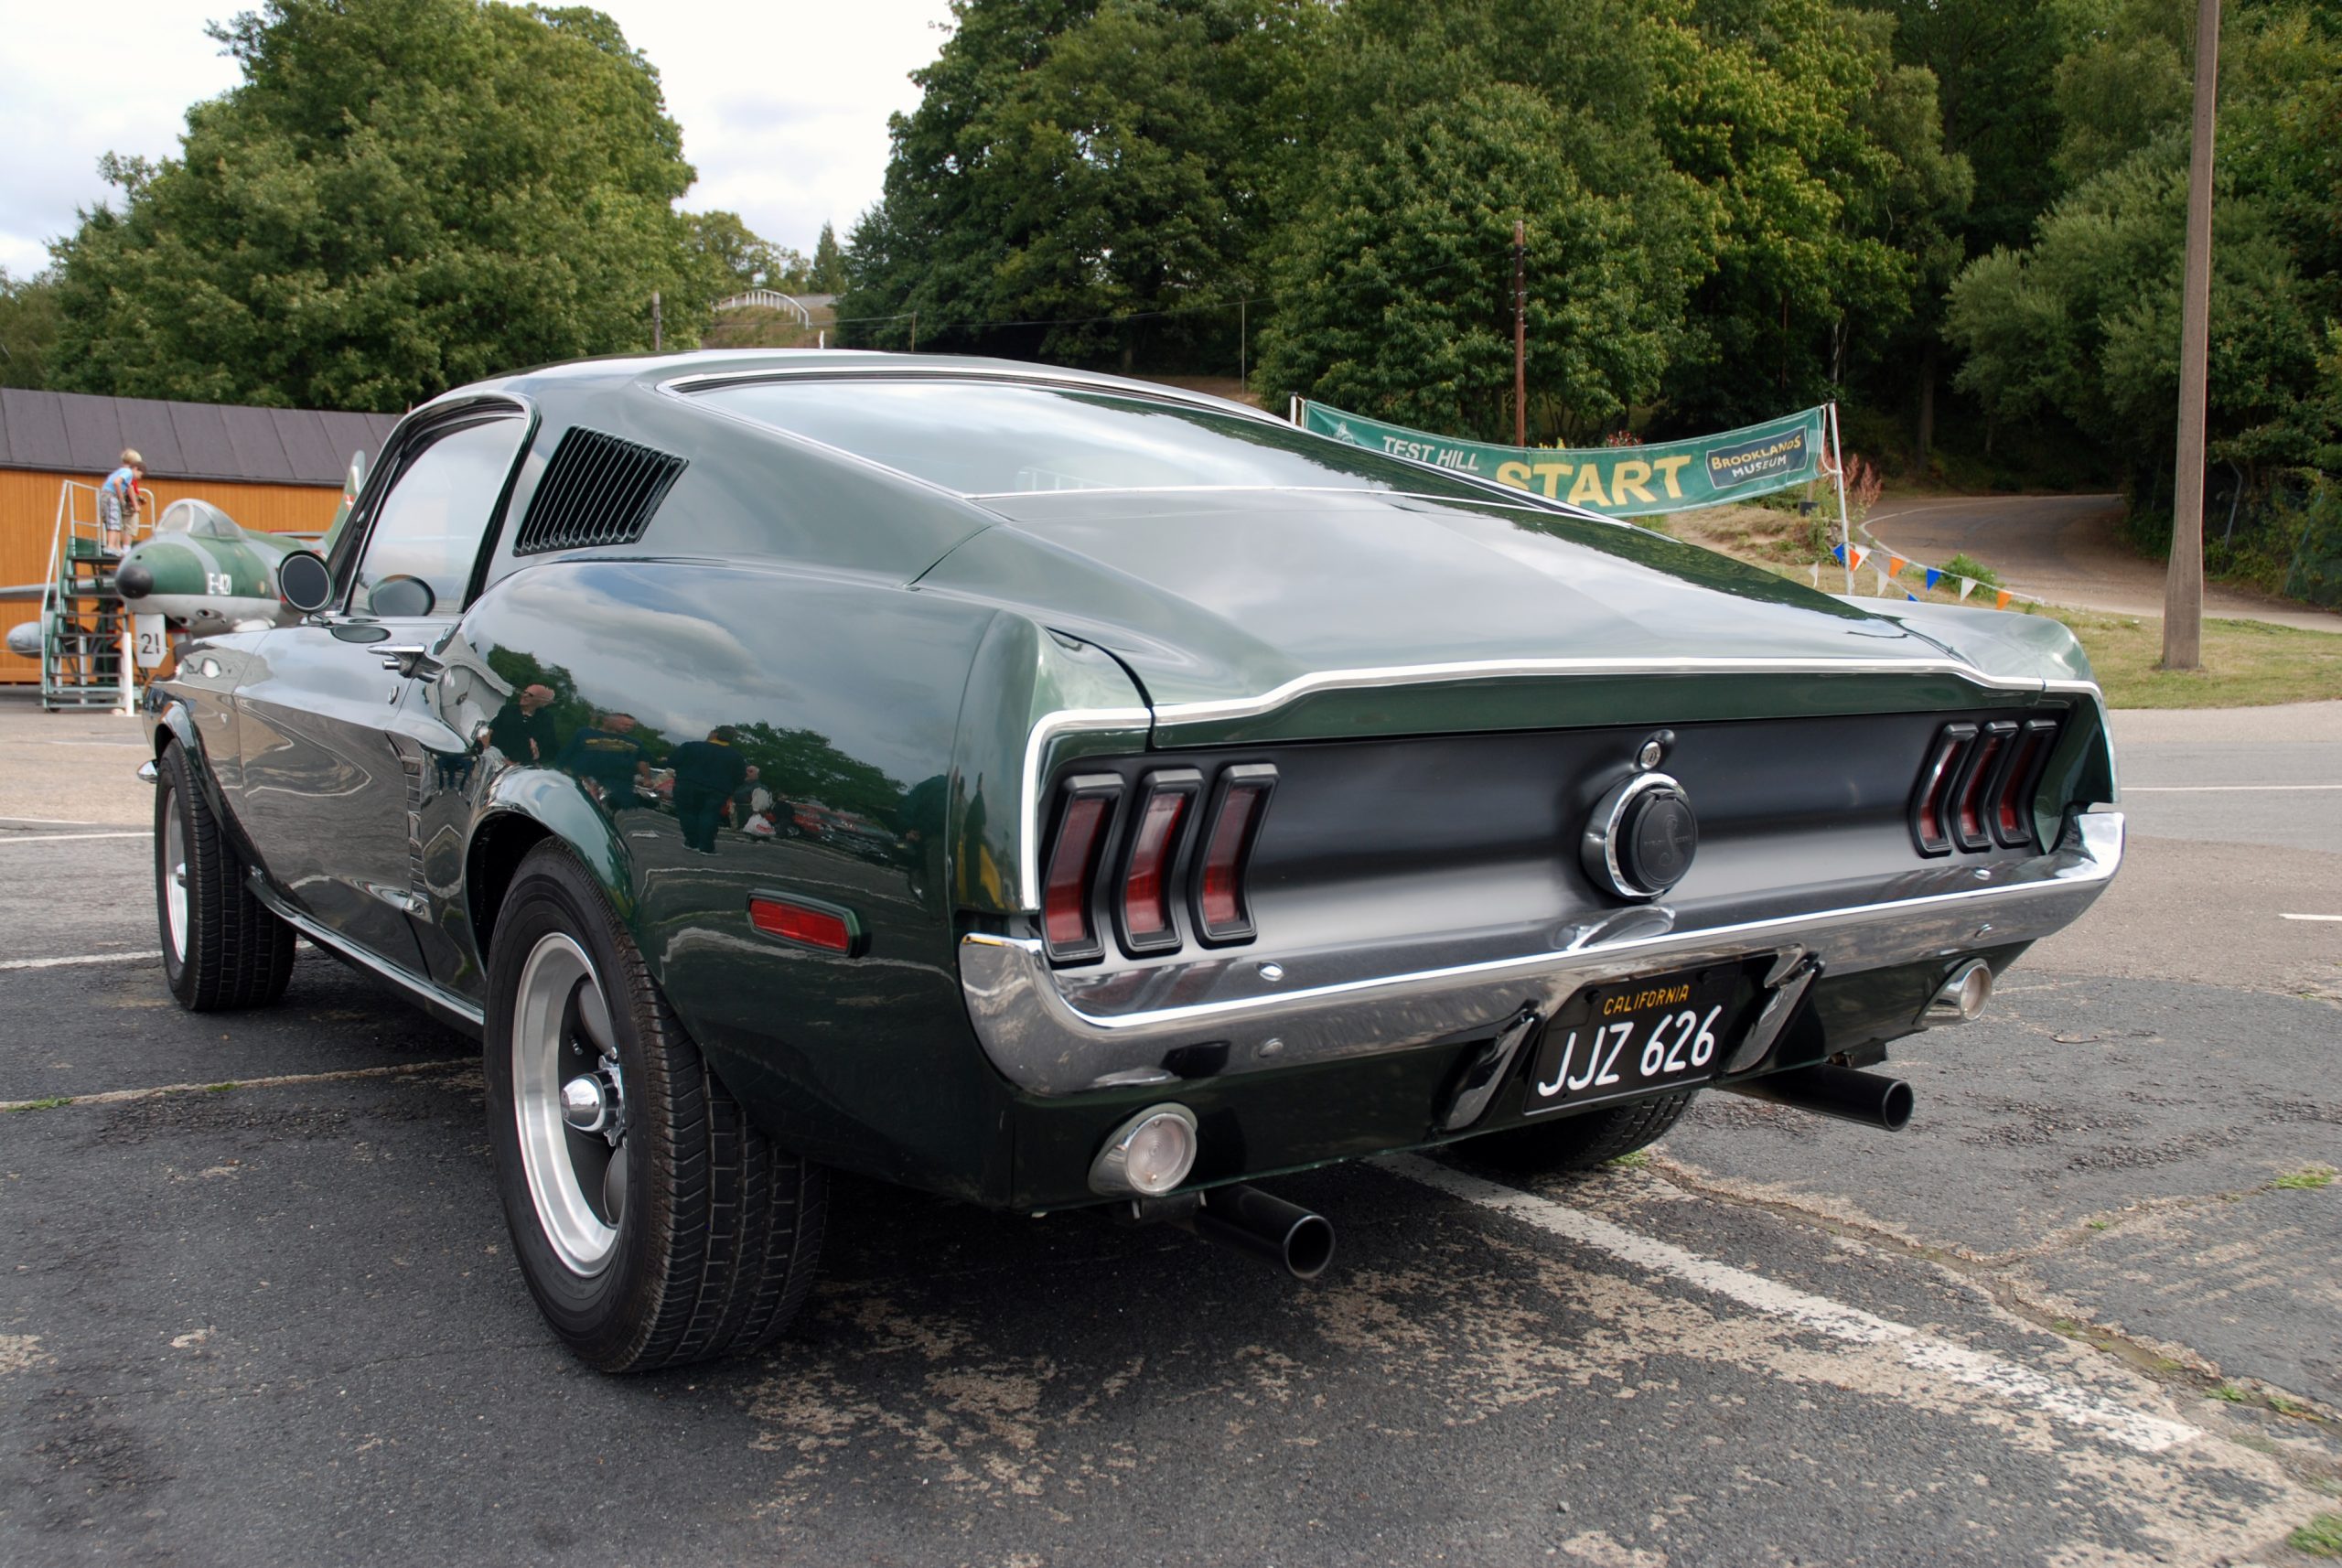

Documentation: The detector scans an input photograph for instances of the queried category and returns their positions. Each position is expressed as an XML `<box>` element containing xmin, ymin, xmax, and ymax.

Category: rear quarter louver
<box><xmin>511</xmin><ymin>427</ymin><xmax>687</xmax><ymax>555</ymax></box>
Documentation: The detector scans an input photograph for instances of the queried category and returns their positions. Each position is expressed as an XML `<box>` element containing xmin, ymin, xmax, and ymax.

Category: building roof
<box><xmin>0</xmin><ymin>388</ymin><xmax>400</xmax><ymax>487</ymax></box>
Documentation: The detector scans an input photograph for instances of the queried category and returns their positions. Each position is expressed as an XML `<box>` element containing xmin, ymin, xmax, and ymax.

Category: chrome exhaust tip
<box><xmin>1925</xmin><ymin>959</ymin><xmax>1993</xmax><ymax>1026</ymax></box>
<box><xmin>1181</xmin><ymin>1183</ymin><xmax>1336</xmax><ymax>1281</ymax></box>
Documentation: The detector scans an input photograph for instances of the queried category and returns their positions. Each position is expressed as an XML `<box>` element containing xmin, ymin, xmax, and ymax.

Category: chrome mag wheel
<box><xmin>162</xmin><ymin>798</ymin><xmax>188</xmax><ymax>962</ymax></box>
<box><xmin>512</xmin><ymin>931</ymin><xmax>628</xmax><ymax>1275</ymax></box>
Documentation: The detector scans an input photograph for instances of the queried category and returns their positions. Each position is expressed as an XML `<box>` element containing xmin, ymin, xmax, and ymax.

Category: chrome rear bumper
<box><xmin>959</xmin><ymin>811</ymin><xmax>2122</xmax><ymax>1098</ymax></box>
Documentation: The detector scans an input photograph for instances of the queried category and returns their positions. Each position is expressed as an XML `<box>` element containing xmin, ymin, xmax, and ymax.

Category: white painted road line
<box><xmin>0</xmin><ymin>832</ymin><xmax>149</xmax><ymax>843</ymax></box>
<box><xmin>2279</xmin><ymin>913</ymin><xmax>2342</xmax><ymax>922</ymax></box>
<box><xmin>0</xmin><ymin>950</ymin><xmax>164</xmax><ymax>972</ymax></box>
<box><xmin>2123</xmin><ymin>783</ymin><xmax>2342</xmax><ymax>792</ymax></box>
<box><xmin>1382</xmin><ymin>1154</ymin><xmax>2202</xmax><ymax>1455</ymax></box>
<box><xmin>0</xmin><ymin>816</ymin><xmax>133</xmax><ymax>827</ymax></box>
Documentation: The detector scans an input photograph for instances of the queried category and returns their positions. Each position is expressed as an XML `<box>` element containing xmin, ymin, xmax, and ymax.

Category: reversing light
<box><xmin>747</xmin><ymin>893</ymin><xmax>863</xmax><ymax>955</ymax></box>
<box><xmin>1042</xmin><ymin>775</ymin><xmax>1122</xmax><ymax>962</ymax></box>
<box><xmin>1088</xmin><ymin>1103</ymin><xmax>1200</xmax><ymax>1197</ymax></box>
<box><xmin>1908</xmin><ymin>723</ymin><xmax>1977</xmax><ymax>857</ymax></box>
<box><xmin>1192</xmin><ymin>763</ymin><xmax>1276</xmax><ymax>945</ymax></box>
<box><xmin>1116</xmin><ymin>768</ymin><xmax>1201</xmax><ymax>954</ymax></box>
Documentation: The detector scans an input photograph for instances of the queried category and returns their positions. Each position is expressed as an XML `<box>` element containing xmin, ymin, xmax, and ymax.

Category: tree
<box><xmin>1255</xmin><ymin>83</ymin><xmax>1705</xmax><ymax>446</ymax></box>
<box><xmin>688</xmin><ymin>210</ymin><xmax>790</xmax><ymax>295</ymax></box>
<box><xmin>0</xmin><ymin>269</ymin><xmax>59</xmax><ymax>389</ymax></box>
<box><xmin>810</xmin><ymin>222</ymin><xmax>847</xmax><ymax>295</ymax></box>
<box><xmin>841</xmin><ymin>0</ymin><xmax>1320</xmax><ymax>365</ymax></box>
<box><xmin>1942</xmin><ymin>2</ymin><xmax>2340</xmax><ymax>487</ymax></box>
<box><xmin>50</xmin><ymin>0</ymin><xmax>709</xmax><ymax>412</ymax></box>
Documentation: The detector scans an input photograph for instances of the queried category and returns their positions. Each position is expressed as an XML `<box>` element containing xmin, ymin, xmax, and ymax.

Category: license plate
<box><xmin>1522</xmin><ymin>964</ymin><xmax>1744</xmax><ymax>1114</ymax></box>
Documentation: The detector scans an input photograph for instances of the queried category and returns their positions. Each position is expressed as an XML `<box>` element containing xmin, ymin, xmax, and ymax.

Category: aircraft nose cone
<box><xmin>115</xmin><ymin>562</ymin><xmax>154</xmax><ymax>599</ymax></box>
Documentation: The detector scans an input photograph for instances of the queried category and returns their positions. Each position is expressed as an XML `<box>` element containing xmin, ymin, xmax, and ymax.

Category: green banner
<box><xmin>1298</xmin><ymin>400</ymin><xmax>1829</xmax><ymax>517</ymax></box>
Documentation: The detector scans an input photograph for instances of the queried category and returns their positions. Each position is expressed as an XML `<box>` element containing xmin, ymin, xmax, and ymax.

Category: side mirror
<box><xmin>277</xmin><ymin>550</ymin><xmax>335</xmax><ymax>614</ymax></box>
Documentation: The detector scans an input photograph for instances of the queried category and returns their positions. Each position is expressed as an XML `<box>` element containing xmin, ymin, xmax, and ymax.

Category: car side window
<box><xmin>351</xmin><ymin>416</ymin><xmax>526</xmax><ymax>617</ymax></box>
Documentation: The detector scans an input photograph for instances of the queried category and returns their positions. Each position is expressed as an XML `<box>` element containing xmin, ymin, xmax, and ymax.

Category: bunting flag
<box><xmin>1887</xmin><ymin>554</ymin><xmax>1907</xmax><ymax>579</ymax></box>
<box><xmin>1958</xmin><ymin>577</ymin><xmax>1978</xmax><ymax>601</ymax></box>
<box><xmin>1924</xmin><ymin>567</ymin><xmax>1942</xmax><ymax>591</ymax></box>
<box><xmin>1994</xmin><ymin>589</ymin><xmax>2013</xmax><ymax>610</ymax></box>
<box><xmin>1906</xmin><ymin>592</ymin><xmax>1919</xmax><ymax>602</ymax></box>
<box><xmin>1848</xmin><ymin>545</ymin><xmax>1869</xmax><ymax>574</ymax></box>
<box><xmin>1808</xmin><ymin>564</ymin><xmax>1821</xmax><ymax>585</ymax></box>
<box><xmin>1874</xmin><ymin>568</ymin><xmax>1892</xmax><ymax>596</ymax></box>
<box><xmin>1832</xmin><ymin>542</ymin><xmax>1848</xmax><ymax>565</ymax></box>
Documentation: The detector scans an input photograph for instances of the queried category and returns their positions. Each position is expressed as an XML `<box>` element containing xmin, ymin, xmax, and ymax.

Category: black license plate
<box><xmin>1522</xmin><ymin>964</ymin><xmax>1745</xmax><ymax>1114</ymax></box>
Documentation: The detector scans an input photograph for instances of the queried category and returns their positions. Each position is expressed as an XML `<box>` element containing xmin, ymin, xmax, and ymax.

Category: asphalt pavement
<box><xmin>1864</xmin><ymin>494</ymin><xmax>2342</xmax><ymax>634</ymax></box>
<box><xmin>2</xmin><ymin>693</ymin><xmax>2337</xmax><ymax>1567</ymax></box>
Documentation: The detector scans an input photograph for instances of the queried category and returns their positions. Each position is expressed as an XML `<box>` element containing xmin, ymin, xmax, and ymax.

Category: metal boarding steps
<box><xmin>38</xmin><ymin>480</ymin><xmax>147</xmax><ymax>712</ymax></box>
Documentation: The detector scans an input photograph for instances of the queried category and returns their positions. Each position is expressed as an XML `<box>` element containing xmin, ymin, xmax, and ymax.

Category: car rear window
<box><xmin>693</xmin><ymin>378</ymin><xmax>1501</xmax><ymax>500</ymax></box>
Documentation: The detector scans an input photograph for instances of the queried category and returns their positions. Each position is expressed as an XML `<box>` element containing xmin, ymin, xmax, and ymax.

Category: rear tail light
<box><xmin>1042</xmin><ymin>775</ymin><xmax>1123</xmax><ymax>961</ymax></box>
<box><xmin>1192</xmin><ymin>764</ymin><xmax>1277</xmax><ymax>945</ymax></box>
<box><xmin>1990</xmin><ymin>719</ymin><xmax>2059</xmax><ymax>847</ymax></box>
<box><xmin>1115</xmin><ymin>768</ymin><xmax>1201</xmax><ymax>954</ymax></box>
<box><xmin>1950</xmin><ymin>721</ymin><xmax>2014</xmax><ymax>852</ymax></box>
<box><xmin>1908</xmin><ymin>723</ymin><xmax>1976</xmax><ymax>856</ymax></box>
<box><xmin>1910</xmin><ymin>717</ymin><xmax>2062</xmax><ymax>857</ymax></box>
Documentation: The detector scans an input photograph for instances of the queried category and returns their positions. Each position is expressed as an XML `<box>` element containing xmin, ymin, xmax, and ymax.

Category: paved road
<box><xmin>1</xmin><ymin>694</ymin><xmax>2337</xmax><ymax>1566</ymax></box>
<box><xmin>1864</xmin><ymin>494</ymin><xmax>2342</xmax><ymax>633</ymax></box>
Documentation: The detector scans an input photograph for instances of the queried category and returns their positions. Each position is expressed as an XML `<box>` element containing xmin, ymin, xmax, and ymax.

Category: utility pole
<box><xmin>1512</xmin><ymin>220</ymin><xmax>1528</xmax><ymax>448</ymax></box>
<box><xmin>2163</xmin><ymin>0</ymin><xmax>2220</xmax><ymax>670</ymax></box>
<box><xmin>651</xmin><ymin>290</ymin><xmax>662</xmax><ymax>353</ymax></box>
<box><xmin>908</xmin><ymin>312</ymin><xmax>918</xmax><ymax>353</ymax></box>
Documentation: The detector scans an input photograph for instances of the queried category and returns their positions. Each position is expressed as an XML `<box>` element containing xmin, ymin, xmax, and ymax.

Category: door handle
<box><xmin>376</xmin><ymin>645</ymin><xmax>442</xmax><ymax>681</ymax></box>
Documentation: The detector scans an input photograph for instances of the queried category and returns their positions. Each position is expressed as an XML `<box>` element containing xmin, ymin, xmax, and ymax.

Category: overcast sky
<box><xmin>0</xmin><ymin>0</ymin><xmax>956</xmax><ymax>279</ymax></box>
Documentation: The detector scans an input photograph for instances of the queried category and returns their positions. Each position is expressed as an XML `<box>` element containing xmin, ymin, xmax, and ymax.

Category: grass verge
<box><xmin>2292</xmin><ymin>1513</ymin><xmax>2342</xmax><ymax>1557</ymax></box>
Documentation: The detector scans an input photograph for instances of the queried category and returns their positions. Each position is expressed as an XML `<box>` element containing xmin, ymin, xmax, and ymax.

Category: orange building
<box><xmin>0</xmin><ymin>389</ymin><xmax>398</xmax><ymax>682</ymax></box>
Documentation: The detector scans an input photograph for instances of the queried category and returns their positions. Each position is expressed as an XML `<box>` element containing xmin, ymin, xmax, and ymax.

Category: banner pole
<box><xmin>1290</xmin><ymin>395</ymin><xmax>1300</xmax><ymax>427</ymax></box>
<box><xmin>1828</xmin><ymin>402</ymin><xmax>1853</xmax><ymax>596</ymax></box>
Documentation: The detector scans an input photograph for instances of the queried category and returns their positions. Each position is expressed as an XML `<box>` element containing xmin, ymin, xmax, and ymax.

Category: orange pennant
<box><xmin>1994</xmin><ymin>589</ymin><xmax>2012</xmax><ymax>609</ymax></box>
<box><xmin>1887</xmin><ymin>555</ymin><xmax>1907</xmax><ymax>578</ymax></box>
<box><xmin>1848</xmin><ymin>546</ymin><xmax>1868</xmax><ymax>573</ymax></box>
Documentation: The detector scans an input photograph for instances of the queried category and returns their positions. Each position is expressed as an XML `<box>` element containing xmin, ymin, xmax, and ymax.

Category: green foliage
<box><xmin>0</xmin><ymin>269</ymin><xmax>59</xmax><ymax>389</ymax></box>
<box><xmin>810</xmin><ymin>222</ymin><xmax>847</xmax><ymax>295</ymax></box>
<box><xmin>1942</xmin><ymin>552</ymin><xmax>1999</xmax><ymax>586</ymax></box>
<box><xmin>689</xmin><ymin>210</ymin><xmax>795</xmax><ymax>296</ymax></box>
<box><xmin>2293</xmin><ymin>1513</ymin><xmax>2342</xmax><ymax>1558</ymax></box>
<box><xmin>50</xmin><ymin>0</ymin><xmax>710</xmax><ymax>413</ymax></box>
<box><xmin>1943</xmin><ymin>3</ymin><xmax>2342</xmax><ymax>498</ymax></box>
<box><xmin>842</xmin><ymin>0</ymin><xmax>1319</xmax><ymax>364</ymax></box>
<box><xmin>1255</xmin><ymin>80</ymin><xmax>1702</xmax><ymax>444</ymax></box>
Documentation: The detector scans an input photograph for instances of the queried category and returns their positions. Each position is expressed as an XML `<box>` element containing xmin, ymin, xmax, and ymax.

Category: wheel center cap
<box><xmin>561</xmin><ymin>1073</ymin><xmax>614</xmax><ymax>1135</ymax></box>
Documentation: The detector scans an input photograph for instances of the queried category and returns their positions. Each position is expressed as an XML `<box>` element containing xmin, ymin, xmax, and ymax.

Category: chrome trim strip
<box><xmin>1148</xmin><ymin>658</ymin><xmax>2104</xmax><ymax>726</ymax></box>
<box><xmin>959</xmin><ymin>812</ymin><xmax>2123</xmax><ymax>1096</ymax></box>
<box><xmin>244</xmin><ymin>872</ymin><xmax>485</xmax><ymax>1028</ymax></box>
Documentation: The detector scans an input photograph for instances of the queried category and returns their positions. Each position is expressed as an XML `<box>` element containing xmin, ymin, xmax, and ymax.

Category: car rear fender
<box><xmin>467</xmin><ymin>767</ymin><xmax>637</xmax><ymax>951</ymax></box>
<box><xmin>947</xmin><ymin>612</ymin><xmax>1152</xmax><ymax>917</ymax></box>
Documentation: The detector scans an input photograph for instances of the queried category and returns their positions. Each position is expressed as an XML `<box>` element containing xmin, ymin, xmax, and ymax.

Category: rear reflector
<box><xmin>1042</xmin><ymin>776</ymin><xmax>1123</xmax><ymax>962</ymax></box>
<box><xmin>1908</xmin><ymin>723</ymin><xmax>1977</xmax><ymax>857</ymax></box>
<box><xmin>748</xmin><ymin>893</ymin><xmax>862</xmax><ymax>955</ymax></box>
<box><xmin>1116</xmin><ymin>768</ymin><xmax>1201</xmax><ymax>954</ymax></box>
<box><xmin>1192</xmin><ymin>763</ymin><xmax>1276</xmax><ymax>945</ymax></box>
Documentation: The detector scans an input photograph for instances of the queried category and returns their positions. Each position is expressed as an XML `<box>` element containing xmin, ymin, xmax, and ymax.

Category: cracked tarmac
<box><xmin>1</xmin><ymin>696</ymin><xmax>2337</xmax><ymax>1565</ymax></box>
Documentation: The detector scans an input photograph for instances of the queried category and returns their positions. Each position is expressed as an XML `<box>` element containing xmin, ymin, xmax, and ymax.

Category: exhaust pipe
<box><xmin>1724</xmin><ymin>1062</ymin><xmax>1915</xmax><ymax>1131</ymax></box>
<box><xmin>1175</xmin><ymin>1184</ymin><xmax>1337</xmax><ymax>1281</ymax></box>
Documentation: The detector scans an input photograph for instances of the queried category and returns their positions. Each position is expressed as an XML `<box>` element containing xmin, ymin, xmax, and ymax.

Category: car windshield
<box><xmin>693</xmin><ymin>378</ymin><xmax>1506</xmax><ymax>501</ymax></box>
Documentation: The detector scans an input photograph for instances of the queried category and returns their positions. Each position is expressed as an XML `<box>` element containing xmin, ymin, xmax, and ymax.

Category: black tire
<box><xmin>484</xmin><ymin>841</ymin><xmax>826</xmax><ymax>1373</ymax></box>
<box><xmin>1456</xmin><ymin>1090</ymin><xmax>1698</xmax><ymax>1175</ymax></box>
<box><xmin>155</xmin><ymin>742</ymin><xmax>295</xmax><ymax>1012</ymax></box>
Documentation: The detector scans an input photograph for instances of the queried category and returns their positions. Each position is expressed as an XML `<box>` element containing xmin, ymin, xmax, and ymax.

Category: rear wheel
<box><xmin>154</xmin><ymin>743</ymin><xmax>295</xmax><ymax>1012</ymax></box>
<box><xmin>1456</xmin><ymin>1090</ymin><xmax>1697</xmax><ymax>1175</ymax></box>
<box><xmin>484</xmin><ymin>841</ymin><xmax>826</xmax><ymax>1372</ymax></box>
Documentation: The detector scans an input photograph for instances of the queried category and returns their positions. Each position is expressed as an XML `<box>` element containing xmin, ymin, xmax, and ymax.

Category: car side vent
<box><xmin>512</xmin><ymin>427</ymin><xmax>687</xmax><ymax>555</ymax></box>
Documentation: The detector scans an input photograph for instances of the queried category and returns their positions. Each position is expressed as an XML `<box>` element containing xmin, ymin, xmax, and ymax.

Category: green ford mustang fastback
<box><xmin>140</xmin><ymin>351</ymin><xmax>2121</xmax><ymax>1371</ymax></box>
